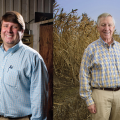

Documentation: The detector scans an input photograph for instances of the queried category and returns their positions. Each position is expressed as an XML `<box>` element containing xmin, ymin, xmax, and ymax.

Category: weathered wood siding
<box><xmin>0</xmin><ymin>0</ymin><xmax>54</xmax><ymax>23</ymax></box>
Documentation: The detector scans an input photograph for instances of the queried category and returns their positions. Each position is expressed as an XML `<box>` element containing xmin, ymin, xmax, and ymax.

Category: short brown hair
<box><xmin>1</xmin><ymin>11</ymin><xmax>25</xmax><ymax>30</ymax></box>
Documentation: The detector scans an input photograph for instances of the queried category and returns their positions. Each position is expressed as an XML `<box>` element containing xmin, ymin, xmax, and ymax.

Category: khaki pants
<box><xmin>0</xmin><ymin>116</ymin><xmax>30</xmax><ymax>120</ymax></box>
<box><xmin>92</xmin><ymin>89</ymin><xmax>120</xmax><ymax>120</ymax></box>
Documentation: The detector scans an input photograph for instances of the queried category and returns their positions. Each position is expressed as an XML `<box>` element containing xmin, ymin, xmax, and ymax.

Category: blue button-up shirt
<box><xmin>79</xmin><ymin>38</ymin><xmax>120</xmax><ymax>106</ymax></box>
<box><xmin>0</xmin><ymin>41</ymin><xmax>49</xmax><ymax>120</ymax></box>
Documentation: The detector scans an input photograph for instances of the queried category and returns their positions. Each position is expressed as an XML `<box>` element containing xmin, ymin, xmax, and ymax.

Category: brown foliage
<box><xmin>53</xmin><ymin>3</ymin><xmax>120</xmax><ymax>85</ymax></box>
<box><xmin>54</xmin><ymin>3</ymin><xmax>100</xmax><ymax>85</ymax></box>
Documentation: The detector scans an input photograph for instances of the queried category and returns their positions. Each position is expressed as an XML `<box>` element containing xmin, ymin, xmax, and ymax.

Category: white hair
<box><xmin>97</xmin><ymin>13</ymin><xmax>115</xmax><ymax>26</ymax></box>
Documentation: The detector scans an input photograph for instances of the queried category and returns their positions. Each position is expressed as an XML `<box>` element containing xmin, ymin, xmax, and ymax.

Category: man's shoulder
<box><xmin>22</xmin><ymin>44</ymin><xmax>38</xmax><ymax>53</ymax></box>
<box><xmin>88</xmin><ymin>39</ymin><xmax>100</xmax><ymax>46</ymax></box>
<box><xmin>114</xmin><ymin>40</ymin><xmax>120</xmax><ymax>51</ymax></box>
<box><xmin>114</xmin><ymin>40</ymin><xmax>120</xmax><ymax>45</ymax></box>
<box><xmin>82</xmin><ymin>39</ymin><xmax>100</xmax><ymax>58</ymax></box>
<box><xmin>85</xmin><ymin>39</ymin><xmax>100</xmax><ymax>51</ymax></box>
<box><xmin>19</xmin><ymin>44</ymin><xmax>47</xmax><ymax>70</ymax></box>
<box><xmin>21</xmin><ymin>44</ymin><xmax>43</xmax><ymax>60</ymax></box>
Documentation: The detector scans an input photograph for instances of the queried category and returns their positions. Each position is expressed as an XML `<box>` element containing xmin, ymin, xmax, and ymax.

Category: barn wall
<box><xmin>0</xmin><ymin>0</ymin><xmax>54</xmax><ymax>23</ymax></box>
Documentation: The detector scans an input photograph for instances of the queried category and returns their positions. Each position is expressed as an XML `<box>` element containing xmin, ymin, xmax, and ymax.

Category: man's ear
<box><xmin>21</xmin><ymin>29</ymin><xmax>24</xmax><ymax>37</ymax></box>
<box><xmin>113</xmin><ymin>26</ymin><xmax>115</xmax><ymax>31</ymax></box>
<box><xmin>18</xmin><ymin>29</ymin><xmax>24</xmax><ymax>40</ymax></box>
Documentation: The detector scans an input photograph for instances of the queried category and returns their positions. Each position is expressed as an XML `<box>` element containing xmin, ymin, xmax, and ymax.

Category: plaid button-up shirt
<box><xmin>79</xmin><ymin>37</ymin><xmax>120</xmax><ymax>106</ymax></box>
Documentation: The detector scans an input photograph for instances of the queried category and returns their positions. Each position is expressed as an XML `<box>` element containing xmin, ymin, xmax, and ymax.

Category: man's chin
<box><xmin>6</xmin><ymin>42</ymin><xmax>15</xmax><ymax>45</ymax></box>
<box><xmin>102</xmin><ymin>36</ymin><xmax>112</xmax><ymax>40</ymax></box>
<box><xmin>4</xmin><ymin>39</ymin><xmax>20</xmax><ymax>45</ymax></box>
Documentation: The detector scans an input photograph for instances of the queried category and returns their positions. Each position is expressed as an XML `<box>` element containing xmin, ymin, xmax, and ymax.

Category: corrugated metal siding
<box><xmin>0</xmin><ymin>0</ymin><xmax>53</xmax><ymax>23</ymax></box>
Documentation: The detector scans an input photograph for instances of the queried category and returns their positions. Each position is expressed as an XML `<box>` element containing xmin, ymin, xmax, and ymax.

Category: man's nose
<box><xmin>104</xmin><ymin>25</ymin><xmax>109</xmax><ymax>30</ymax></box>
<box><xmin>7</xmin><ymin>26</ymin><xmax>13</xmax><ymax>33</ymax></box>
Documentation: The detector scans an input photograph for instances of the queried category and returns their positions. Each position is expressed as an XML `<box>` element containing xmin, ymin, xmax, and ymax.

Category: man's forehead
<box><xmin>2</xmin><ymin>21</ymin><xmax>19</xmax><ymax>25</ymax></box>
<box><xmin>100</xmin><ymin>16</ymin><xmax>113</xmax><ymax>20</ymax></box>
<box><xmin>100</xmin><ymin>17</ymin><xmax>114</xmax><ymax>23</ymax></box>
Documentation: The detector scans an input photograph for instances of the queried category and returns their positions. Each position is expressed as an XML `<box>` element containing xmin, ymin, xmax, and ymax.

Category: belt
<box><xmin>0</xmin><ymin>115</ymin><xmax>31</xmax><ymax>119</ymax></box>
<box><xmin>93</xmin><ymin>87</ymin><xmax>120</xmax><ymax>91</ymax></box>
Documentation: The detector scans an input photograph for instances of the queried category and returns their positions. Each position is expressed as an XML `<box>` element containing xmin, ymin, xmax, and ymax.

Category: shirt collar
<box><xmin>99</xmin><ymin>37</ymin><xmax>115</xmax><ymax>47</ymax></box>
<box><xmin>0</xmin><ymin>40</ymin><xmax>23</xmax><ymax>53</ymax></box>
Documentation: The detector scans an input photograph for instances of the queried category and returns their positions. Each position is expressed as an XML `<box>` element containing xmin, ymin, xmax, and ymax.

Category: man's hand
<box><xmin>88</xmin><ymin>104</ymin><xmax>97</xmax><ymax>114</ymax></box>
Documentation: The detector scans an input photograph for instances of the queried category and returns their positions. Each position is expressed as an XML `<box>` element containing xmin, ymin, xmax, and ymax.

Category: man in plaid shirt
<box><xmin>79</xmin><ymin>13</ymin><xmax>120</xmax><ymax>120</ymax></box>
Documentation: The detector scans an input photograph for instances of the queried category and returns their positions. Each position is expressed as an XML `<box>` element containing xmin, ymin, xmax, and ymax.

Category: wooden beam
<box><xmin>10</xmin><ymin>0</ymin><xmax>14</xmax><ymax>11</ymax></box>
<box><xmin>1</xmin><ymin>0</ymin><xmax>5</xmax><ymax>15</ymax></box>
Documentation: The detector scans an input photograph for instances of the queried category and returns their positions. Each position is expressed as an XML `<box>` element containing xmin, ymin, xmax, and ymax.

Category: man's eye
<box><xmin>101</xmin><ymin>24</ymin><xmax>105</xmax><ymax>26</ymax></box>
<box><xmin>108</xmin><ymin>24</ymin><xmax>112</xmax><ymax>27</ymax></box>
<box><xmin>3</xmin><ymin>25</ymin><xmax>8</xmax><ymax>27</ymax></box>
<box><xmin>13</xmin><ymin>26</ymin><xmax>18</xmax><ymax>28</ymax></box>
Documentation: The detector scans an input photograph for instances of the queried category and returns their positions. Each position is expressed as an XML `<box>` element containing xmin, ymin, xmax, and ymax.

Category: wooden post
<box><xmin>39</xmin><ymin>22</ymin><xmax>53</xmax><ymax>120</ymax></box>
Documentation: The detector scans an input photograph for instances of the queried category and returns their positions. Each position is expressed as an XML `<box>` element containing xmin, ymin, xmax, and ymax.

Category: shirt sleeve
<box><xmin>79</xmin><ymin>48</ymin><xmax>94</xmax><ymax>106</ymax></box>
<box><xmin>30</xmin><ymin>54</ymin><xmax>49</xmax><ymax>120</ymax></box>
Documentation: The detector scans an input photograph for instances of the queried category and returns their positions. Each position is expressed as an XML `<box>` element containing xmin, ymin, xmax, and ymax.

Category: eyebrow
<box><xmin>2</xmin><ymin>23</ymin><xmax>18</xmax><ymax>26</ymax></box>
<box><xmin>101</xmin><ymin>23</ymin><xmax>113</xmax><ymax>25</ymax></box>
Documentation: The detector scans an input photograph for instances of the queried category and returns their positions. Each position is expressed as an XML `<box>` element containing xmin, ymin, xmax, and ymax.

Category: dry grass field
<box><xmin>53</xmin><ymin>74</ymin><xmax>91</xmax><ymax>120</ymax></box>
<box><xmin>53</xmin><ymin>2</ymin><xmax>120</xmax><ymax>120</ymax></box>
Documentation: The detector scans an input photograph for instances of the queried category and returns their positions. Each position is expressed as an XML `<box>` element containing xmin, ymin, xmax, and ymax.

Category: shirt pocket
<box><xmin>92</xmin><ymin>62</ymin><xmax>102</xmax><ymax>69</ymax></box>
<box><xmin>91</xmin><ymin>54</ymin><xmax>104</xmax><ymax>70</ymax></box>
<box><xmin>4</xmin><ymin>69</ymin><xmax>19</xmax><ymax>87</ymax></box>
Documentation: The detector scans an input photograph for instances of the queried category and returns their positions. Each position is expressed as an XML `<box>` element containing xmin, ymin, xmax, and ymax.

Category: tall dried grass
<box><xmin>53</xmin><ymin>3</ymin><xmax>100</xmax><ymax>86</ymax></box>
<box><xmin>53</xmin><ymin>2</ymin><xmax>120</xmax><ymax>85</ymax></box>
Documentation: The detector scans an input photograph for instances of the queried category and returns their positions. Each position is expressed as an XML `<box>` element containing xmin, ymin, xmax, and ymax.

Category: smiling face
<box><xmin>1</xmin><ymin>20</ymin><xmax>23</xmax><ymax>51</ymax></box>
<box><xmin>97</xmin><ymin>16</ymin><xmax>115</xmax><ymax>42</ymax></box>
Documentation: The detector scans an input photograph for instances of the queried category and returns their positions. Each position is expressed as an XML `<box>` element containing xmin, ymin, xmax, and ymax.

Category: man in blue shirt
<box><xmin>0</xmin><ymin>11</ymin><xmax>49</xmax><ymax>120</ymax></box>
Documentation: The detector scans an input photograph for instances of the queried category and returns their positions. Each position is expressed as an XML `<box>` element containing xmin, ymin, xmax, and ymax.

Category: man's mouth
<box><xmin>103</xmin><ymin>32</ymin><xmax>110</xmax><ymax>35</ymax></box>
<box><xmin>6</xmin><ymin>35</ymin><xmax>13</xmax><ymax>38</ymax></box>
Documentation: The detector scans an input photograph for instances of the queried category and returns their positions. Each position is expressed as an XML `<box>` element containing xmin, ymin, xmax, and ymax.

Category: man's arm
<box><xmin>30</xmin><ymin>54</ymin><xmax>49</xmax><ymax>120</ymax></box>
<box><xmin>79</xmin><ymin>48</ymin><xmax>94</xmax><ymax>107</ymax></box>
